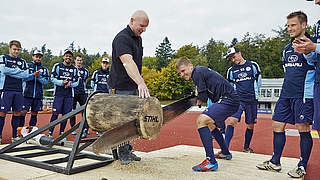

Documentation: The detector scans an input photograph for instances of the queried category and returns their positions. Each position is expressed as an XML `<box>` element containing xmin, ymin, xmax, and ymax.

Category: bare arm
<box><xmin>119</xmin><ymin>54</ymin><xmax>150</xmax><ymax>98</ymax></box>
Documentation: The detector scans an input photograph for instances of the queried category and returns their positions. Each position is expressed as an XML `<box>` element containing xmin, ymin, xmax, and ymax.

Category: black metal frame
<box><xmin>0</xmin><ymin>105</ymin><xmax>115</xmax><ymax>175</ymax></box>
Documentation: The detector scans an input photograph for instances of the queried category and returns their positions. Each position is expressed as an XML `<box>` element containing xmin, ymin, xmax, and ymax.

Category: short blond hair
<box><xmin>175</xmin><ymin>57</ymin><xmax>192</xmax><ymax>69</ymax></box>
<box><xmin>9</xmin><ymin>40</ymin><xmax>21</xmax><ymax>48</ymax></box>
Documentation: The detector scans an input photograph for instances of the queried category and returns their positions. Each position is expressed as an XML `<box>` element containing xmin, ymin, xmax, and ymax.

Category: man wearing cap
<box><xmin>0</xmin><ymin>40</ymin><xmax>30</xmax><ymax>143</ymax></box>
<box><xmin>91</xmin><ymin>58</ymin><xmax>110</xmax><ymax>93</ymax></box>
<box><xmin>107</xmin><ymin>10</ymin><xmax>150</xmax><ymax>165</ymax></box>
<box><xmin>69</xmin><ymin>55</ymin><xmax>89</xmax><ymax>138</ymax></box>
<box><xmin>20</xmin><ymin>50</ymin><xmax>49</xmax><ymax>129</ymax></box>
<box><xmin>48</xmin><ymin>49</ymin><xmax>79</xmax><ymax>139</ymax></box>
<box><xmin>224</xmin><ymin>47</ymin><xmax>261</xmax><ymax>153</ymax></box>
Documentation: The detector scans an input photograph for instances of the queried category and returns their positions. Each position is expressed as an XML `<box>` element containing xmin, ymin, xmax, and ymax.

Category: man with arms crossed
<box><xmin>70</xmin><ymin>55</ymin><xmax>89</xmax><ymax>138</ymax></box>
<box><xmin>0</xmin><ymin>40</ymin><xmax>30</xmax><ymax>143</ymax></box>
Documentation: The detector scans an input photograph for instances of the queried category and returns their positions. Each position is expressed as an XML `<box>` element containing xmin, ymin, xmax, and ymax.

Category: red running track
<box><xmin>0</xmin><ymin>112</ymin><xmax>319</xmax><ymax>179</ymax></box>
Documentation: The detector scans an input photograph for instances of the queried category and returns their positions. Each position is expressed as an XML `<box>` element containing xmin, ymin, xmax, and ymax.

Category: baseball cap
<box><xmin>63</xmin><ymin>49</ymin><xmax>73</xmax><ymax>56</ymax></box>
<box><xmin>102</xmin><ymin>58</ymin><xmax>110</xmax><ymax>63</ymax></box>
<box><xmin>32</xmin><ymin>50</ymin><xmax>43</xmax><ymax>56</ymax></box>
<box><xmin>225</xmin><ymin>47</ymin><xmax>240</xmax><ymax>59</ymax></box>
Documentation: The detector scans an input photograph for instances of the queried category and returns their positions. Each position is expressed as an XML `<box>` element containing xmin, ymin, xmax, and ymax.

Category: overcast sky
<box><xmin>0</xmin><ymin>0</ymin><xmax>319</xmax><ymax>57</ymax></box>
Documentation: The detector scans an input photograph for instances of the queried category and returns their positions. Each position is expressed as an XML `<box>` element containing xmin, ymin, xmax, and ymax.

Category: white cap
<box><xmin>33</xmin><ymin>50</ymin><xmax>43</xmax><ymax>56</ymax></box>
<box><xmin>102</xmin><ymin>58</ymin><xmax>110</xmax><ymax>63</ymax></box>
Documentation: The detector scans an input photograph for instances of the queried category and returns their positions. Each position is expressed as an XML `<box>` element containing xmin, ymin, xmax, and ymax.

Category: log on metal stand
<box><xmin>85</xmin><ymin>93</ymin><xmax>163</xmax><ymax>140</ymax></box>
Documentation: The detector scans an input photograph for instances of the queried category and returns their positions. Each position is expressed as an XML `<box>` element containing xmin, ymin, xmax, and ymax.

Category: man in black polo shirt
<box><xmin>108</xmin><ymin>10</ymin><xmax>150</xmax><ymax>165</ymax></box>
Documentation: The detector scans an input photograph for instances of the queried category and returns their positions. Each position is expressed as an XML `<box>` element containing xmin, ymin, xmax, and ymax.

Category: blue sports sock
<box><xmin>70</xmin><ymin>116</ymin><xmax>76</xmax><ymax>127</ymax></box>
<box><xmin>244</xmin><ymin>128</ymin><xmax>254</xmax><ymax>149</ymax></box>
<box><xmin>19</xmin><ymin>116</ymin><xmax>25</xmax><ymax>127</ymax></box>
<box><xmin>224</xmin><ymin>125</ymin><xmax>234</xmax><ymax>149</ymax></box>
<box><xmin>198</xmin><ymin>126</ymin><xmax>217</xmax><ymax>164</ymax></box>
<box><xmin>59</xmin><ymin>114</ymin><xmax>67</xmax><ymax>134</ymax></box>
<box><xmin>270</xmin><ymin>132</ymin><xmax>286</xmax><ymax>164</ymax></box>
<box><xmin>11</xmin><ymin>116</ymin><xmax>20</xmax><ymax>138</ymax></box>
<box><xmin>0</xmin><ymin>116</ymin><xmax>5</xmax><ymax>137</ymax></box>
<box><xmin>29</xmin><ymin>115</ymin><xmax>37</xmax><ymax>126</ymax></box>
<box><xmin>298</xmin><ymin>132</ymin><xmax>313</xmax><ymax>169</ymax></box>
<box><xmin>212</xmin><ymin>128</ymin><xmax>230</xmax><ymax>155</ymax></box>
<box><xmin>49</xmin><ymin>114</ymin><xmax>58</xmax><ymax>135</ymax></box>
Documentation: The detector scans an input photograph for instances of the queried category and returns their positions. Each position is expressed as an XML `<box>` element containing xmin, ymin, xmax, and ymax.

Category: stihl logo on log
<box><xmin>144</xmin><ymin>116</ymin><xmax>159</xmax><ymax>122</ymax></box>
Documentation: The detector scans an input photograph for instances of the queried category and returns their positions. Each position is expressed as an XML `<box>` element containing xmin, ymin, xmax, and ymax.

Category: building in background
<box><xmin>258</xmin><ymin>78</ymin><xmax>283</xmax><ymax>114</ymax></box>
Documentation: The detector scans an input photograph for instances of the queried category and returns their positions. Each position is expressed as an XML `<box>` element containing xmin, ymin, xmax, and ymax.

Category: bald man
<box><xmin>107</xmin><ymin>10</ymin><xmax>149</xmax><ymax>165</ymax></box>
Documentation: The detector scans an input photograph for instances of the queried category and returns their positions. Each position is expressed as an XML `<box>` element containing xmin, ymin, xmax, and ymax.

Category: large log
<box><xmin>85</xmin><ymin>92</ymin><xmax>163</xmax><ymax>140</ymax></box>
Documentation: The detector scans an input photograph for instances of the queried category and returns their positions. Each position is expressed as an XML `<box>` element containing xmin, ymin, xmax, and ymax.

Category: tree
<box><xmin>230</xmin><ymin>38</ymin><xmax>239</xmax><ymax>47</ymax></box>
<box><xmin>203</xmin><ymin>38</ymin><xmax>231</xmax><ymax>76</ymax></box>
<box><xmin>155</xmin><ymin>37</ymin><xmax>174</xmax><ymax>70</ymax></box>
<box><xmin>145</xmin><ymin>59</ymin><xmax>194</xmax><ymax>100</ymax></box>
<box><xmin>142</xmin><ymin>56</ymin><xmax>157</xmax><ymax>69</ymax></box>
<box><xmin>175</xmin><ymin>44</ymin><xmax>199</xmax><ymax>59</ymax></box>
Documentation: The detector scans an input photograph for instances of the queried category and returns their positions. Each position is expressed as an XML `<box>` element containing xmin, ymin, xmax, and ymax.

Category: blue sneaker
<box><xmin>81</xmin><ymin>131</ymin><xmax>87</xmax><ymax>138</ymax></box>
<box><xmin>214</xmin><ymin>151</ymin><xmax>232</xmax><ymax>160</ymax></box>
<box><xmin>192</xmin><ymin>158</ymin><xmax>218</xmax><ymax>172</ymax></box>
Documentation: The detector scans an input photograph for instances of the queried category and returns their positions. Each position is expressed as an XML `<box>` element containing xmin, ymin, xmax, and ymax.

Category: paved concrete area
<box><xmin>0</xmin><ymin>144</ymin><xmax>302</xmax><ymax>180</ymax></box>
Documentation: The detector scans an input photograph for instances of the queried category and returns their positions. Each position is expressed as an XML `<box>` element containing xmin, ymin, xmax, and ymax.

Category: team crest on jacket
<box><xmin>288</xmin><ymin>55</ymin><xmax>298</xmax><ymax>63</ymax></box>
<box><xmin>69</xmin><ymin>69</ymin><xmax>73</xmax><ymax>72</ymax></box>
<box><xmin>238</xmin><ymin>72</ymin><xmax>248</xmax><ymax>78</ymax></box>
<box><xmin>246</xmin><ymin>67</ymin><xmax>251</xmax><ymax>71</ymax></box>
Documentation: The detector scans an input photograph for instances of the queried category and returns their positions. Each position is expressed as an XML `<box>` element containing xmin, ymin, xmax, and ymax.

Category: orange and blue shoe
<box><xmin>214</xmin><ymin>151</ymin><xmax>232</xmax><ymax>160</ymax></box>
<box><xmin>192</xmin><ymin>158</ymin><xmax>218</xmax><ymax>172</ymax></box>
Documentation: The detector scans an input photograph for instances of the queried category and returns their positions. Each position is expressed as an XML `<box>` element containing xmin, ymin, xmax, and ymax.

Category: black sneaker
<box><xmin>243</xmin><ymin>148</ymin><xmax>254</xmax><ymax>153</ymax></box>
<box><xmin>129</xmin><ymin>151</ymin><xmax>141</xmax><ymax>161</ymax></box>
<box><xmin>119</xmin><ymin>152</ymin><xmax>133</xmax><ymax>165</ymax></box>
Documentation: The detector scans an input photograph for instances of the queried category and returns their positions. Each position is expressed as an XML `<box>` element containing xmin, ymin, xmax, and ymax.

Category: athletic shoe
<box><xmin>98</xmin><ymin>132</ymin><xmax>103</xmax><ymax>136</ymax></box>
<box><xmin>81</xmin><ymin>131</ymin><xmax>87</xmax><ymax>139</ymax></box>
<box><xmin>71</xmin><ymin>131</ymin><xmax>77</xmax><ymax>135</ymax></box>
<box><xmin>192</xmin><ymin>158</ymin><xmax>218</xmax><ymax>172</ymax></box>
<box><xmin>119</xmin><ymin>152</ymin><xmax>133</xmax><ymax>165</ymax></box>
<box><xmin>61</xmin><ymin>137</ymin><xmax>67</xmax><ymax>142</ymax></box>
<box><xmin>87</xmin><ymin>131</ymin><xmax>90</xmax><ymax>135</ymax></box>
<box><xmin>287</xmin><ymin>166</ymin><xmax>306</xmax><ymax>178</ymax></box>
<box><xmin>11</xmin><ymin>137</ymin><xmax>20</xmax><ymax>143</ymax></box>
<box><xmin>129</xmin><ymin>151</ymin><xmax>141</xmax><ymax>161</ymax></box>
<box><xmin>0</xmin><ymin>137</ymin><xmax>2</xmax><ymax>144</ymax></box>
<box><xmin>243</xmin><ymin>148</ymin><xmax>254</xmax><ymax>153</ymax></box>
<box><xmin>48</xmin><ymin>134</ymin><xmax>53</xmax><ymax>138</ymax></box>
<box><xmin>256</xmin><ymin>160</ymin><xmax>282</xmax><ymax>172</ymax></box>
<box><xmin>214</xmin><ymin>151</ymin><xmax>232</xmax><ymax>160</ymax></box>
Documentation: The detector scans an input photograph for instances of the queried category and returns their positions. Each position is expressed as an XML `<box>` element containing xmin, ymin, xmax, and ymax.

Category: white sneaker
<box><xmin>287</xmin><ymin>166</ymin><xmax>306</xmax><ymax>178</ymax></box>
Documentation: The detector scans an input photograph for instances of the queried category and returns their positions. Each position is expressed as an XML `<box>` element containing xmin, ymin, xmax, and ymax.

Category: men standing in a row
<box><xmin>91</xmin><ymin>58</ymin><xmax>110</xmax><ymax>93</ymax></box>
<box><xmin>70</xmin><ymin>55</ymin><xmax>89</xmax><ymax>138</ymax></box>
<box><xmin>256</xmin><ymin>11</ymin><xmax>314</xmax><ymax>178</ymax></box>
<box><xmin>20</xmin><ymin>50</ymin><xmax>49</xmax><ymax>128</ymax></box>
<box><xmin>0</xmin><ymin>40</ymin><xmax>30</xmax><ymax>143</ymax></box>
<box><xmin>225</xmin><ymin>47</ymin><xmax>261</xmax><ymax>153</ymax></box>
<box><xmin>108</xmin><ymin>10</ymin><xmax>150</xmax><ymax>165</ymax></box>
<box><xmin>48</xmin><ymin>49</ymin><xmax>79</xmax><ymax>139</ymax></box>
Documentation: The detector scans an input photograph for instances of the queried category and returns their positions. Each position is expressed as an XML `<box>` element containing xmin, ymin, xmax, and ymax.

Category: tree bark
<box><xmin>85</xmin><ymin>92</ymin><xmax>163</xmax><ymax>140</ymax></box>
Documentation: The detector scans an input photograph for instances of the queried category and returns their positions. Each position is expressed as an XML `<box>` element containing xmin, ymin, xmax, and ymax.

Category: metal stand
<box><xmin>0</xmin><ymin>105</ymin><xmax>115</xmax><ymax>175</ymax></box>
